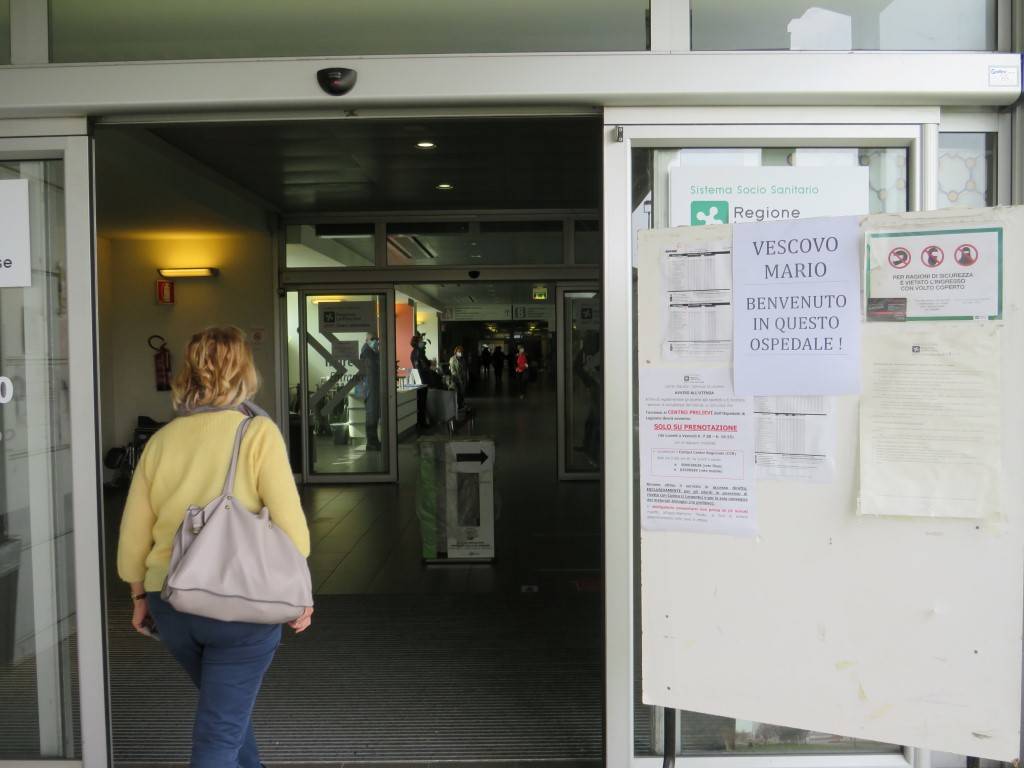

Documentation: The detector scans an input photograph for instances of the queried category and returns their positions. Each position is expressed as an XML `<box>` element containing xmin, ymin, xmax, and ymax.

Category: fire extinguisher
<box><xmin>148</xmin><ymin>335</ymin><xmax>172</xmax><ymax>392</ymax></box>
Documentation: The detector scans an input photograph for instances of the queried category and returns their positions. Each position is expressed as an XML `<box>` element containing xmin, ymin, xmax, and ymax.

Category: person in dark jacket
<box><xmin>361</xmin><ymin>332</ymin><xmax>382</xmax><ymax>450</ymax></box>
<box><xmin>480</xmin><ymin>346</ymin><xmax>492</xmax><ymax>378</ymax></box>
<box><xmin>410</xmin><ymin>333</ymin><xmax>431</xmax><ymax>427</ymax></box>
<box><xmin>424</xmin><ymin>359</ymin><xmax>445</xmax><ymax>389</ymax></box>
<box><xmin>491</xmin><ymin>346</ymin><xmax>506</xmax><ymax>385</ymax></box>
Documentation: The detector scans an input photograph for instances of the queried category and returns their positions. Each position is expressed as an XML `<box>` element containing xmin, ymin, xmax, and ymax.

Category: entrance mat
<box><xmin>108</xmin><ymin>593</ymin><xmax>602</xmax><ymax>764</ymax></box>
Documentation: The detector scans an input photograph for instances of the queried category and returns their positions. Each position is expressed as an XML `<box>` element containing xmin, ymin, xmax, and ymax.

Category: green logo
<box><xmin>691</xmin><ymin>200</ymin><xmax>729</xmax><ymax>226</ymax></box>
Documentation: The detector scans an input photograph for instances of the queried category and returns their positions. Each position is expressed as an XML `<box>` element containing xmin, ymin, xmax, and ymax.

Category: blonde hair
<box><xmin>171</xmin><ymin>326</ymin><xmax>260</xmax><ymax>412</ymax></box>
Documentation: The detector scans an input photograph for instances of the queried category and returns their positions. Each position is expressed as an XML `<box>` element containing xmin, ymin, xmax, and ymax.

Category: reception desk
<box><xmin>397</xmin><ymin>386</ymin><xmax>422</xmax><ymax>437</ymax></box>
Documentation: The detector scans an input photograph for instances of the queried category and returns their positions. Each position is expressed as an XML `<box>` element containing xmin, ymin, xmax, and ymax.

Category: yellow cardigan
<box><xmin>117</xmin><ymin>410</ymin><xmax>311</xmax><ymax>593</ymax></box>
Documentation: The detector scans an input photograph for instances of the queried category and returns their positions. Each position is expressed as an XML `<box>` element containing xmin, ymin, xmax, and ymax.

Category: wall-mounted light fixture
<box><xmin>158</xmin><ymin>268</ymin><xmax>219</xmax><ymax>278</ymax></box>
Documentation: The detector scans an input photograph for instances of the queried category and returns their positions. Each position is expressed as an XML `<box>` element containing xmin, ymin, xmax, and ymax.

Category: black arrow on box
<box><xmin>456</xmin><ymin>450</ymin><xmax>489</xmax><ymax>464</ymax></box>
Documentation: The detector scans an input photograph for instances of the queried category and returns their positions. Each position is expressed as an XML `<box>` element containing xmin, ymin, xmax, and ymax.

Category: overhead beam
<box><xmin>0</xmin><ymin>52</ymin><xmax>1019</xmax><ymax>118</ymax></box>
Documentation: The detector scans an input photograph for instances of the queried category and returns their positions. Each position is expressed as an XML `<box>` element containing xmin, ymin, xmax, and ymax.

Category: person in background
<box><xmin>515</xmin><ymin>344</ymin><xmax>529</xmax><ymax>400</ymax></box>
<box><xmin>360</xmin><ymin>331</ymin><xmax>382</xmax><ymax>450</ymax></box>
<box><xmin>479</xmin><ymin>345</ymin><xmax>492</xmax><ymax>379</ymax></box>
<box><xmin>117</xmin><ymin>326</ymin><xmax>312</xmax><ymax>768</ymax></box>
<box><xmin>424</xmin><ymin>359</ymin><xmax>445</xmax><ymax>389</ymax></box>
<box><xmin>449</xmin><ymin>345</ymin><xmax>468</xmax><ymax>408</ymax></box>
<box><xmin>410</xmin><ymin>333</ymin><xmax>431</xmax><ymax>428</ymax></box>
<box><xmin>491</xmin><ymin>345</ymin><xmax>506</xmax><ymax>386</ymax></box>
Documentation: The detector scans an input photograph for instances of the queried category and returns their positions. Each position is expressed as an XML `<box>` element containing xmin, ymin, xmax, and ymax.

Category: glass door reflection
<box><xmin>0</xmin><ymin>159</ymin><xmax>79</xmax><ymax>759</ymax></box>
<box><xmin>558</xmin><ymin>287</ymin><xmax>601</xmax><ymax>479</ymax></box>
<box><xmin>300</xmin><ymin>292</ymin><xmax>393</xmax><ymax>480</ymax></box>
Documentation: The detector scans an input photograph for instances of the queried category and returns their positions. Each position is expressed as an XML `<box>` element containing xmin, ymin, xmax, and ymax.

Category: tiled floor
<box><xmin>303</xmin><ymin>374</ymin><xmax>602</xmax><ymax>596</ymax></box>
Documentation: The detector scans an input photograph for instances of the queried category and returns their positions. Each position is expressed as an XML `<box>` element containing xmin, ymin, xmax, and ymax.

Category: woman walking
<box><xmin>117</xmin><ymin>326</ymin><xmax>312</xmax><ymax>768</ymax></box>
<box><xmin>514</xmin><ymin>344</ymin><xmax>530</xmax><ymax>399</ymax></box>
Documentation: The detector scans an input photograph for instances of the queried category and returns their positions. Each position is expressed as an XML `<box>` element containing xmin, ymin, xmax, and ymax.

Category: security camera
<box><xmin>468</xmin><ymin>270</ymin><xmax>481</xmax><ymax>279</ymax></box>
<box><xmin>316</xmin><ymin>68</ymin><xmax>357</xmax><ymax>96</ymax></box>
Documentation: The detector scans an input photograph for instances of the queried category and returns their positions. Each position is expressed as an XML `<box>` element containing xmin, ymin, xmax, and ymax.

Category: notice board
<box><xmin>637</xmin><ymin>206</ymin><xmax>1024</xmax><ymax>760</ymax></box>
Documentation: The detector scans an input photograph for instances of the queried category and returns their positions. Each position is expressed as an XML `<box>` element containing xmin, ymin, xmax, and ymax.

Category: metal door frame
<box><xmin>296</xmin><ymin>285</ymin><xmax>398</xmax><ymax>484</ymax></box>
<box><xmin>600</xmin><ymin>108</ymin><xmax>975</xmax><ymax>766</ymax></box>
<box><xmin>556</xmin><ymin>282</ymin><xmax>601</xmax><ymax>481</ymax></box>
<box><xmin>0</xmin><ymin>126</ymin><xmax>108</xmax><ymax>767</ymax></box>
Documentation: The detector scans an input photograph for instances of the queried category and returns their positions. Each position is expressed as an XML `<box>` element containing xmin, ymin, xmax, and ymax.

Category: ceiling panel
<box><xmin>148</xmin><ymin>117</ymin><xmax>602</xmax><ymax>214</ymax></box>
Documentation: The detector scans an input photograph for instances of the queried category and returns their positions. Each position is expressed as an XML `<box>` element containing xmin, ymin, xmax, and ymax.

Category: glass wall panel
<box><xmin>632</xmin><ymin>144</ymin><xmax>908</xmax><ymax>757</ymax></box>
<box><xmin>0</xmin><ymin>0</ymin><xmax>10</xmax><ymax>64</ymax></box>
<box><xmin>938</xmin><ymin>133</ymin><xmax>996</xmax><ymax>209</ymax></box>
<box><xmin>386</xmin><ymin>220</ymin><xmax>564</xmax><ymax>266</ymax></box>
<box><xmin>286</xmin><ymin>224</ymin><xmax>375</xmax><ymax>269</ymax></box>
<box><xmin>574</xmin><ymin>219</ymin><xmax>601</xmax><ymax>264</ymax></box>
<box><xmin>0</xmin><ymin>160</ymin><xmax>80</xmax><ymax>758</ymax></box>
<box><xmin>49</xmin><ymin>0</ymin><xmax>649</xmax><ymax>62</ymax></box>
<box><xmin>691</xmin><ymin>0</ymin><xmax>996</xmax><ymax>51</ymax></box>
<box><xmin>303</xmin><ymin>293</ymin><xmax>390</xmax><ymax>477</ymax></box>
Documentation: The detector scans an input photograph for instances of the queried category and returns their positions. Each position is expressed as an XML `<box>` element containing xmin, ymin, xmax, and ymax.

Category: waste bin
<box><xmin>0</xmin><ymin>538</ymin><xmax>20</xmax><ymax>666</ymax></box>
<box><xmin>415</xmin><ymin>436</ymin><xmax>495</xmax><ymax>561</ymax></box>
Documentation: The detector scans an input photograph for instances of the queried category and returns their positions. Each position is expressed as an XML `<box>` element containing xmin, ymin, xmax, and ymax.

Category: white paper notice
<box><xmin>859</xmin><ymin>324</ymin><xmax>1001</xmax><ymax>519</ymax></box>
<box><xmin>639</xmin><ymin>367</ymin><xmax>756</xmax><ymax>536</ymax></box>
<box><xmin>0</xmin><ymin>179</ymin><xmax>32</xmax><ymax>288</ymax></box>
<box><xmin>662</xmin><ymin>239</ymin><xmax>732</xmax><ymax>362</ymax></box>
<box><xmin>754</xmin><ymin>396</ymin><xmax>835</xmax><ymax>483</ymax></box>
<box><xmin>865</xmin><ymin>226</ymin><xmax>1002</xmax><ymax>320</ymax></box>
<box><xmin>732</xmin><ymin>216</ymin><xmax>862</xmax><ymax>396</ymax></box>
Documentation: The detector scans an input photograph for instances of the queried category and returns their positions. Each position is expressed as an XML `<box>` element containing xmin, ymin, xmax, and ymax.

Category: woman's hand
<box><xmin>130</xmin><ymin>592</ymin><xmax>152</xmax><ymax>637</ymax></box>
<box><xmin>289</xmin><ymin>606</ymin><xmax>314</xmax><ymax>634</ymax></box>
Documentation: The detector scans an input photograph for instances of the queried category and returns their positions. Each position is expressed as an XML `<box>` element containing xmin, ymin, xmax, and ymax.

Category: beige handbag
<box><xmin>162</xmin><ymin>416</ymin><xmax>313</xmax><ymax>624</ymax></box>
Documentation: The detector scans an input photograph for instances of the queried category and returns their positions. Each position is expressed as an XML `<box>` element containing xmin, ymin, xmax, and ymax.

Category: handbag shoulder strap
<box><xmin>222</xmin><ymin>416</ymin><xmax>255</xmax><ymax>498</ymax></box>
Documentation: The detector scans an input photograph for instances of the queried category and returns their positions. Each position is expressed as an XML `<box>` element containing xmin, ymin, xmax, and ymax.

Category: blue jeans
<box><xmin>147</xmin><ymin>594</ymin><xmax>281</xmax><ymax>768</ymax></box>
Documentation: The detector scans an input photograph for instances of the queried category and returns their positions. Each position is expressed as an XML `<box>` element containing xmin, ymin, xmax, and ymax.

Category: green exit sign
<box><xmin>532</xmin><ymin>286</ymin><xmax>548</xmax><ymax>301</ymax></box>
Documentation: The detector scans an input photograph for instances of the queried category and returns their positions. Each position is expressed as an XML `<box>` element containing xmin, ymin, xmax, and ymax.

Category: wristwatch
<box><xmin>131</xmin><ymin>593</ymin><xmax>146</xmax><ymax>603</ymax></box>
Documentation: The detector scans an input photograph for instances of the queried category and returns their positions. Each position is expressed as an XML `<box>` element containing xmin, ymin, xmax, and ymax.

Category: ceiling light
<box><xmin>158</xmin><ymin>267</ymin><xmax>219</xmax><ymax>278</ymax></box>
<box><xmin>416</xmin><ymin>141</ymin><xmax>436</xmax><ymax>149</ymax></box>
<box><xmin>436</xmin><ymin>183</ymin><xmax>453</xmax><ymax>191</ymax></box>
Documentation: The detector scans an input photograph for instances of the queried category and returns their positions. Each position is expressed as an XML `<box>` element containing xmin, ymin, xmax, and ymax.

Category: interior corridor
<box><xmin>103</xmin><ymin>373</ymin><xmax>602</xmax><ymax>766</ymax></box>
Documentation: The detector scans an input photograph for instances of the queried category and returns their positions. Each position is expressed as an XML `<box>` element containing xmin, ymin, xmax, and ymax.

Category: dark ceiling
<box><xmin>148</xmin><ymin>116</ymin><xmax>603</xmax><ymax>215</ymax></box>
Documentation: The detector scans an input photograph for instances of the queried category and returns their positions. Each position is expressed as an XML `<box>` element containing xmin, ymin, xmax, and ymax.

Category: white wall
<box><xmin>96</xmin><ymin>129</ymin><xmax>278</xmax><ymax>454</ymax></box>
<box><xmin>100</xmin><ymin>234</ymin><xmax>277</xmax><ymax>451</ymax></box>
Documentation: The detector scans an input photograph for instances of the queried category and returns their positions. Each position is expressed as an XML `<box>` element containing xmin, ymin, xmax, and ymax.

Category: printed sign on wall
<box><xmin>865</xmin><ymin>226</ymin><xmax>1002</xmax><ymax>321</ymax></box>
<box><xmin>318</xmin><ymin>301</ymin><xmax>377</xmax><ymax>334</ymax></box>
<box><xmin>670</xmin><ymin>166</ymin><xmax>869</xmax><ymax>228</ymax></box>
<box><xmin>442</xmin><ymin>304</ymin><xmax>513</xmax><ymax>322</ymax></box>
<box><xmin>0</xmin><ymin>180</ymin><xmax>32</xmax><ymax>288</ymax></box>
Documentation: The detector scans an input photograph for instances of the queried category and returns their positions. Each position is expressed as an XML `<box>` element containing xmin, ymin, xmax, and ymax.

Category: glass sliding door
<box><xmin>298</xmin><ymin>290</ymin><xmax>396</xmax><ymax>482</ymax></box>
<box><xmin>602</xmin><ymin>117</ymin><xmax>923</xmax><ymax>766</ymax></box>
<box><xmin>557</xmin><ymin>286</ymin><xmax>601</xmax><ymax>479</ymax></box>
<box><xmin>0</xmin><ymin>133</ymin><xmax>105</xmax><ymax>765</ymax></box>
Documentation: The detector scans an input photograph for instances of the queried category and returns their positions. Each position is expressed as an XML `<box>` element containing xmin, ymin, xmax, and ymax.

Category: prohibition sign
<box><xmin>954</xmin><ymin>243</ymin><xmax>979</xmax><ymax>267</ymax></box>
<box><xmin>921</xmin><ymin>245</ymin><xmax>944</xmax><ymax>268</ymax></box>
<box><xmin>888</xmin><ymin>246</ymin><xmax>912</xmax><ymax>269</ymax></box>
